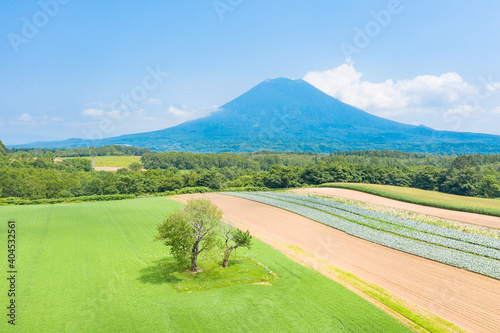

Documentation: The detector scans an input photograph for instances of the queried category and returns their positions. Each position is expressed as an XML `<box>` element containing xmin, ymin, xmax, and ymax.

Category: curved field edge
<box><xmin>226</xmin><ymin>192</ymin><xmax>500</xmax><ymax>280</ymax></box>
<box><xmin>321</xmin><ymin>183</ymin><xmax>500</xmax><ymax>217</ymax></box>
<box><xmin>0</xmin><ymin>197</ymin><xmax>411</xmax><ymax>333</ymax></box>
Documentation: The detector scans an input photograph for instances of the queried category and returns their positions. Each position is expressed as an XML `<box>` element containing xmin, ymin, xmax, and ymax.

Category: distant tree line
<box><xmin>142</xmin><ymin>150</ymin><xmax>500</xmax><ymax>171</ymax></box>
<box><xmin>0</xmin><ymin>148</ymin><xmax>499</xmax><ymax>201</ymax></box>
<box><xmin>10</xmin><ymin>145</ymin><xmax>151</xmax><ymax>157</ymax></box>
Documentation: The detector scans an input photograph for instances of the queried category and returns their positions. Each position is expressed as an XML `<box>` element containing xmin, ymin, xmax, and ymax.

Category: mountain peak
<box><xmin>220</xmin><ymin>77</ymin><xmax>333</xmax><ymax>112</ymax></box>
<box><xmin>262</xmin><ymin>77</ymin><xmax>305</xmax><ymax>84</ymax></box>
<box><xmin>251</xmin><ymin>77</ymin><xmax>314</xmax><ymax>92</ymax></box>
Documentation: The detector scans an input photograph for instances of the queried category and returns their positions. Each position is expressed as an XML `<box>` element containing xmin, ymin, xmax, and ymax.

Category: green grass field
<box><xmin>63</xmin><ymin>156</ymin><xmax>142</xmax><ymax>168</ymax></box>
<box><xmin>322</xmin><ymin>183</ymin><xmax>500</xmax><ymax>217</ymax></box>
<box><xmin>0</xmin><ymin>197</ymin><xmax>410</xmax><ymax>332</ymax></box>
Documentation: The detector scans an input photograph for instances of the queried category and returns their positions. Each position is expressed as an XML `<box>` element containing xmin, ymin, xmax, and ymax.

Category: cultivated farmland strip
<box><xmin>254</xmin><ymin>193</ymin><xmax>500</xmax><ymax>260</ymax></box>
<box><xmin>225</xmin><ymin>192</ymin><xmax>500</xmax><ymax>280</ymax></box>
<box><xmin>270</xmin><ymin>192</ymin><xmax>500</xmax><ymax>250</ymax></box>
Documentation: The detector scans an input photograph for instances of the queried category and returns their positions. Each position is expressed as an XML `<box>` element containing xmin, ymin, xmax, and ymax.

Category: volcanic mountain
<box><xmin>12</xmin><ymin>78</ymin><xmax>500</xmax><ymax>153</ymax></box>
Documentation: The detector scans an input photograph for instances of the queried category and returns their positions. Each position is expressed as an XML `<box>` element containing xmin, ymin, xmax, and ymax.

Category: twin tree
<box><xmin>155</xmin><ymin>198</ymin><xmax>252</xmax><ymax>272</ymax></box>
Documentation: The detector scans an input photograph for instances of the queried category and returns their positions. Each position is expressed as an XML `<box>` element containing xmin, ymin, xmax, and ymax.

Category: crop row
<box><xmin>267</xmin><ymin>192</ymin><xmax>500</xmax><ymax>251</ymax></box>
<box><xmin>253</xmin><ymin>192</ymin><xmax>500</xmax><ymax>260</ymax></box>
<box><xmin>225</xmin><ymin>192</ymin><xmax>500</xmax><ymax>280</ymax></box>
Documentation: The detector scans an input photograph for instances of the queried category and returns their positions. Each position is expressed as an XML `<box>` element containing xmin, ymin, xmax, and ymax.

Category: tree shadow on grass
<box><xmin>138</xmin><ymin>256</ymin><xmax>278</xmax><ymax>293</ymax></box>
<box><xmin>137</xmin><ymin>257</ymin><xmax>184</xmax><ymax>285</ymax></box>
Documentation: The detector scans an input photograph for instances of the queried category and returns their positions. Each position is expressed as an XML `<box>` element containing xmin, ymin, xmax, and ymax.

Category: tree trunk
<box><xmin>222</xmin><ymin>251</ymin><xmax>230</xmax><ymax>268</ymax></box>
<box><xmin>222</xmin><ymin>258</ymin><xmax>229</xmax><ymax>268</ymax></box>
<box><xmin>222</xmin><ymin>246</ymin><xmax>237</xmax><ymax>268</ymax></box>
<box><xmin>190</xmin><ymin>242</ymin><xmax>199</xmax><ymax>272</ymax></box>
<box><xmin>191</xmin><ymin>255</ymin><xmax>198</xmax><ymax>272</ymax></box>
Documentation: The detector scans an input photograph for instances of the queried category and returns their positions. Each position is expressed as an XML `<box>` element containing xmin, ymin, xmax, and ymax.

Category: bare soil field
<box><xmin>92</xmin><ymin>166</ymin><xmax>146</xmax><ymax>171</ymax></box>
<box><xmin>172</xmin><ymin>193</ymin><xmax>500</xmax><ymax>333</ymax></box>
<box><xmin>93</xmin><ymin>166</ymin><xmax>121</xmax><ymax>171</ymax></box>
<box><xmin>294</xmin><ymin>188</ymin><xmax>500</xmax><ymax>229</ymax></box>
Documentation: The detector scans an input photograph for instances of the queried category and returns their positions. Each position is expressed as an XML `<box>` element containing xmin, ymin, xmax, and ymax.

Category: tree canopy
<box><xmin>155</xmin><ymin>198</ymin><xmax>223</xmax><ymax>272</ymax></box>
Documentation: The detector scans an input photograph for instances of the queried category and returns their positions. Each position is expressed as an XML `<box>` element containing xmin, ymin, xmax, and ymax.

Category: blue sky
<box><xmin>1</xmin><ymin>0</ymin><xmax>500</xmax><ymax>145</ymax></box>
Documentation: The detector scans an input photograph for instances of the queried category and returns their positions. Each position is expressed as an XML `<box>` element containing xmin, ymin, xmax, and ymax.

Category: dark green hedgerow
<box><xmin>0</xmin><ymin>186</ymin><xmax>271</xmax><ymax>206</ymax></box>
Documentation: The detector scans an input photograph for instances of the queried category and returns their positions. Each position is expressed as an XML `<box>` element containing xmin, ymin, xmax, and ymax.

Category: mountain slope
<box><xmin>11</xmin><ymin>78</ymin><xmax>500</xmax><ymax>153</ymax></box>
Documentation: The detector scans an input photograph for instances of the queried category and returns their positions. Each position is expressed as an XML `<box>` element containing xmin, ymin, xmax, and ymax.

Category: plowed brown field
<box><xmin>172</xmin><ymin>193</ymin><xmax>500</xmax><ymax>333</ymax></box>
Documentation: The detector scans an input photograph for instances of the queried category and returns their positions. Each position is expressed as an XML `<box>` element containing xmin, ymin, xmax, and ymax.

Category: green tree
<box><xmin>197</xmin><ymin>168</ymin><xmax>226</xmax><ymax>189</ymax></box>
<box><xmin>44</xmin><ymin>151</ymin><xmax>56</xmax><ymax>162</ymax></box>
<box><xmin>440</xmin><ymin>167</ymin><xmax>478</xmax><ymax>196</ymax></box>
<box><xmin>478</xmin><ymin>173</ymin><xmax>500</xmax><ymax>198</ymax></box>
<box><xmin>128</xmin><ymin>162</ymin><xmax>144</xmax><ymax>171</ymax></box>
<box><xmin>33</xmin><ymin>158</ymin><xmax>51</xmax><ymax>169</ymax></box>
<box><xmin>155</xmin><ymin>198</ymin><xmax>222</xmax><ymax>272</ymax></box>
<box><xmin>412</xmin><ymin>166</ymin><xmax>441</xmax><ymax>191</ymax></box>
<box><xmin>450</xmin><ymin>155</ymin><xmax>479</xmax><ymax>171</ymax></box>
<box><xmin>59</xmin><ymin>158</ymin><xmax>92</xmax><ymax>172</ymax></box>
<box><xmin>220</xmin><ymin>224</ymin><xmax>252</xmax><ymax>268</ymax></box>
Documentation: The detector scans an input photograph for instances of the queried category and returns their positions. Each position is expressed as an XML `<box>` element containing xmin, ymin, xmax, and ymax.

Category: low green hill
<box><xmin>0</xmin><ymin>139</ymin><xmax>8</xmax><ymax>155</ymax></box>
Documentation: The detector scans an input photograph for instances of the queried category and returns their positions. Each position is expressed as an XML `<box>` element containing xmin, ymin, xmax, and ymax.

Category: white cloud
<box><xmin>82</xmin><ymin>108</ymin><xmax>104</xmax><ymax>117</ymax></box>
<box><xmin>491</xmin><ymin>106</ymin><xmax>500</xmax><ymax>114</ymax></box>
<box><xmin>144</xmin><ymin>97</ymin><xmax>162</xmax><ymax>105</ymax></box>
<box><xmin>168</xmin><ymin>106</ymin><xmax>192</xmax><ymax>117</ymax></box>
<box><xmin>18</xmin><ymin>113</ymin><xmax>33</xmax><ymax>122</ymax></box>
<box><xmin>166</xmin><ymin>105</ymin><xmax>216</xmax><ymax>124</ymax></box>
<box><xmin>303</xmin><ymin>60</ymin><xmax>500</xmax><ymax>123</ymax></box>
<box><xmin>51</xmin><ymin>117</ymin><xmax>63</xmax><ymax>122</ymax></box>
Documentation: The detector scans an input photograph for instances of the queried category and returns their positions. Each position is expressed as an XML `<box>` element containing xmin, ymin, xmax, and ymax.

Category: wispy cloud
<box><xmin>167</xmin><ymin>105</ymin><xmax>214</xmax><ymax>120</ymax></box>
<box><xmin>144</xmin><ymin>97</ymin><xmax>162</xmax><ymax>105</ymax></box>
<box><xmin>82</xmin><ymin>108</ymin><xmax>105</xmax><ymax>117</ymax></box>
<box><xmin>18</xmin><ymin>113</ymin><xmax>33</xmax><ymax>122</ymax></box>
<box><xmin>106</xmin><ymin>110</ymin><xmax>128</xmax><ymax>120</ymax></box>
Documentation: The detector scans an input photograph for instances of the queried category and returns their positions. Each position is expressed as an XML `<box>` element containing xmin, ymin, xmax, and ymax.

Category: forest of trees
<box><xmin>10</xmin><ymin>145</ymin><xmax>151</xmax><ymax>157</ymax></box>
<box><xmin>1</xmin><ymin>146</ymin><xmax>499</xmax><ymax>201</ymax></box>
